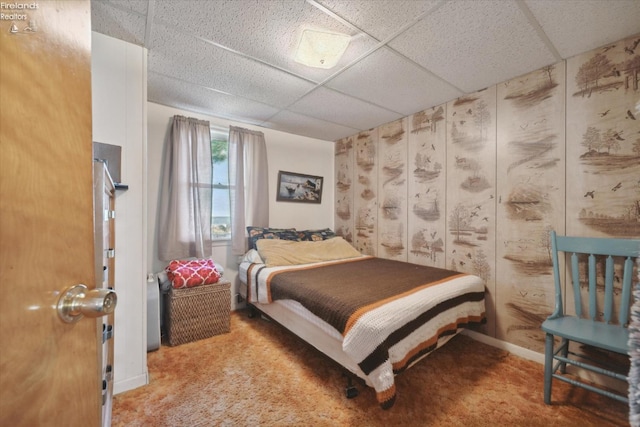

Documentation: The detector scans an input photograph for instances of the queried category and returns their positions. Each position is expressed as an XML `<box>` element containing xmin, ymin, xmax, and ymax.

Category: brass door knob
<box><xmin>57</xmin><ymin>284</ymin><xmax>117</xmax><ymax>323</ymax></box>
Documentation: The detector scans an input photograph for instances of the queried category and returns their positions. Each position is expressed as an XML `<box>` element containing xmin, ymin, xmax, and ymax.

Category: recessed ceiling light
<box><xmin>294</xmin><ymin>29</ymin><xmax>351</xmax><ymax>69</ymax></box>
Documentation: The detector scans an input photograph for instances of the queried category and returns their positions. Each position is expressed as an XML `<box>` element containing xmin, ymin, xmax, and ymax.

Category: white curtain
<box><xmin>228</xmin><ymin>126</ymin><xmax>269</xmax><ymax>255</ymax></box>
<box><xmin>157</xmin><ymin>115</ymin><xmax>213</xmax><ymax>261</ymax></box>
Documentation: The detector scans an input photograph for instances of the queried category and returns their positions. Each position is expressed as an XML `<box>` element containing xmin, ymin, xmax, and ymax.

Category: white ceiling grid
<box><xmin>91</xmin><ymin>0</ymin><xmax>640</xmax><ymax>141</ymax></box>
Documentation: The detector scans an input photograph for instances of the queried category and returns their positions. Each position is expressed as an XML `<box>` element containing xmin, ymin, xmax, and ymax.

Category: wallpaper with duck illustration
<box><xmin>354</xmin><ymin>129</ymin><xmax>378</xmax><ymax>255</ymax></box>
<box><xmin>408</xmin><ymin>105</ymin><xmax>447</xmax><ymax>268</ymax></box>
<box><xmin>446</xmin><ymin>87</ymin><xmax>497</xmax><ymax>335</ymax></box>
<box><xmin>377</xmin><ymin>118</ymin><xmax>408</xmax><ymax>260</ymax></box>
<box><xmin>334</xmin><ymin>34</ymin><xmax>639</xmax><ymax>354</ymax></box>
<box><xmin>566</xmin><ymin>38</ymin><xmax>640</xmax><ymax>238</ymax></box>
<box><xmin>495</xmin><ymin>61</ymin><xmax>566</xmax><ymax>349</ymax></box>
<box><xmin>335</xmin><ymin>136</ymin><xmax>354</xmax><ymax>245</ymax></box>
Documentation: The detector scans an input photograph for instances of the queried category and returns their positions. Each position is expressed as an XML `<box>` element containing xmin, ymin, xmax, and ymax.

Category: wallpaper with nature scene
<box><xmin>334</xmin><ymin>34</ymin><xmax>639</xmax><ymax>354</ymax></box>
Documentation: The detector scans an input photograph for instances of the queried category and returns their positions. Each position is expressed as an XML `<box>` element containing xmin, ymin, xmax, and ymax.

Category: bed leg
<box><xmin>247</xmin><ymin>305</ymin><xmax>257</xmax><ymax>319</ymax></box>
<box><xmin>343</xmin><ymin>373</ymin><xmax>359</xmax><ymax>399</ymax></box>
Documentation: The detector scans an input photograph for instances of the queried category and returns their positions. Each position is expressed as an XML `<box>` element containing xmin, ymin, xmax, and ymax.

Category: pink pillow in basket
<box><xmin>166</xmin><ymin>259</ymin><xmax>221</xmax><ymax>289</ymax></box>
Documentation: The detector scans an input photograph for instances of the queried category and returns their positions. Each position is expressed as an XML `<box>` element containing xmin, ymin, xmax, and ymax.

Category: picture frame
<box><xmin>276</xmin><ymin>170</ymin><xmax>323</xmax><ymax>204</ymax></box>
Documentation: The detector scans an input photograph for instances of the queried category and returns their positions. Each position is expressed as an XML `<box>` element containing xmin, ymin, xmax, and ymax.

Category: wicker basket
<box><xmin>165</xmin><ymin>280</ymin><xmax>231</xmax><ymax>346</ymax></box>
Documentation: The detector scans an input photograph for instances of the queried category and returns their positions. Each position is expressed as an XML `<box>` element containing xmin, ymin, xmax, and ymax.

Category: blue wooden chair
<box><xmin>542</xmin><ymin>230</ymin><xmax>640</xmax><ymax>404</ymax></box>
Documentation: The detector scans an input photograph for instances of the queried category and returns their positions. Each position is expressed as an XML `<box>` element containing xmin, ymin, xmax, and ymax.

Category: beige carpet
<box><xmin>112</xmin><ymin>310</ymin><xmax>628</xmax><ymax>426</ymax></box>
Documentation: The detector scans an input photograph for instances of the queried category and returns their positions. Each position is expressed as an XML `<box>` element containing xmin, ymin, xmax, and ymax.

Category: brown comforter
<box><xmin>243</xmin><ymin>256</ymin><xmax>486</xmax><ymax>409</ymax></box>
<box><xmin>268</xmin><ymin>257</ymin><xmax>471</xmax><ymax>333</ymax></box>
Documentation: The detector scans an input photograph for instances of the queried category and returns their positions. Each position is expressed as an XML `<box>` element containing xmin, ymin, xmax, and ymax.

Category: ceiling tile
<box><xmin>389</xmin><ymin>0</ymin><xmax>558</xmax><ymax>93</ymax></box>
<box><xmin>149</xmin><ymin>24</ymin><xmax>316</xmax><ymax>108</ymax></box>
<box><xmin>152</xmin><ymin>0</ymin><xmax>379</xmax><ymax>83</ymax></box>
<box><xmin>288</xmin><ymin>86</ymin><xmax>403</xmax><ymax>130</ymax></box>
<box><xmin>99</xmin><ymin>0</ymin><xmax>148</xmax><ymax>15</ymax></box>
<box><xmin>326</xmin><ymin>47</ymin><xmax>463</xmax><ymax>116</ymax></box>
<box><xmin>262</xmin><ymin>110</ymin><xmax>359</xmax><ymax>141</ymax></box>
<box><xmin>148</xmin><ymin>72</ymin><xmax>281</xmax><ymax>125</ymax></box>
<box><xmin>525</xmin><ymin>0</ymin><xmax>640</xmax><ymax>58</ymax></box>
<box><xmin>91</xmin><ymin>0</ymin><xmax>146</xmax><ymax>46</ymax></box>
<box><xmin>316</xmin><ymin>0</ymin><xmax>441</xmax><ymax>41</ymax></box>
<box><xmin>92</xmin><ymin>0</ymin><xmax>640</xmax><ymax>142</ymax></box>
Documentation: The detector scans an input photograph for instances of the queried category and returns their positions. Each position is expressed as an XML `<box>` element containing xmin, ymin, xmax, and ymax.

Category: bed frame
<box><xmin>247</xmin><ymin>300</ymin><xmax>367</xmax><ymax>397</ymax></box>
<box><xmin>246</xmin><ymin>297</ymin><xmax>463</xmax><ymax>399</ymax></box>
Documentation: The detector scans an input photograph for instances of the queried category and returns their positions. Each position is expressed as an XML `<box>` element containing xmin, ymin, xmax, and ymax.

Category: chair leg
<box><xmin>559</xmin><ymin>338</ymin><xmax>569</xmax><ymax>374</ymax></box>
<box><xmin>544</xmin><ymin>333</ymin><xmax>554</xmax><ymax>404</ymax></box>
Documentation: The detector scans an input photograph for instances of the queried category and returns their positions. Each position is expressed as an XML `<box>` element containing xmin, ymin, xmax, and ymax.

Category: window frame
<box><xmin>210</xmin><ymin>126</ymin><xmax>231</xmax><ymax>244</ymax></box>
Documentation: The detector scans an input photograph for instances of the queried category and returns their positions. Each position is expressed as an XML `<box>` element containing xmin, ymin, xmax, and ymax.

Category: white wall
<box><xmin>92</xmin><ymin>32</ymin><xmax>148</xmax><ymax>395</ymax></box>
<box><xmin>147</xmin><ymin>102</ymin><xmax>335</xmax><ymax>307</ymax></box>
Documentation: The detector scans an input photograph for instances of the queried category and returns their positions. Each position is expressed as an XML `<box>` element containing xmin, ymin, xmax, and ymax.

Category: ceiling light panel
<box><xmin>149</xmin><ymin>24</ymin><xmax>317</xmax><ymax>108</ymax></box>
<box><xmin>153</xmin><ymin>0</ymin><xmax>379</xmax><ymax>82</ymax></box>
<box><xmin>294</xmin><ymin>29</ymin><xmax>351</xmax><ymax>69</ymax></box>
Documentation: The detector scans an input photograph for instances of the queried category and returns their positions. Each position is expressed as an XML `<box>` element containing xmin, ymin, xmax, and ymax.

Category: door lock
<box><xmin>57</xmin><ymin>284</ymin><xmax>117</xmax><ymax>323</ymax></box>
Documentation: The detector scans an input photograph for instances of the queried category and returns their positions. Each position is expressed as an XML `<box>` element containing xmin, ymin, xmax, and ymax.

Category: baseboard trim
<box><xmin>461</xmin><ymin>329</ymin><xmax>545</xmax><ymax>365</ymax></box>
<box><xmin>114</xmin><ymin>371</ymin><xmax>149</xmax><ymax>395</ymax></box>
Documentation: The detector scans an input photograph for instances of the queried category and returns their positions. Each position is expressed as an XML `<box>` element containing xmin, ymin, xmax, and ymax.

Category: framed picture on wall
<box><xmin>276</xmin><ymin>170</ymin><xmax>323</xmax><ymax>204</ymax></box>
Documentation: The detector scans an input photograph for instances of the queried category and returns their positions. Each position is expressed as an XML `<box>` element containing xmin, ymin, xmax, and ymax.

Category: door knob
<box><xmin>57</xmin><ymin>284</ymin><xmax>117</xmax><ymax>323</ymax></box>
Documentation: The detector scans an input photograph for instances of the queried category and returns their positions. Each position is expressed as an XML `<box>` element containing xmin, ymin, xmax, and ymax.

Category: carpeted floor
<box><xmin>112</xmin><ymin>310</ymin><xmax>628</xmax><ymax>426</ymax></box>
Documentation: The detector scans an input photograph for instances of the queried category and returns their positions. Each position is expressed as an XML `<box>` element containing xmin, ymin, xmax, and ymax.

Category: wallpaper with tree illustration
<box><xmin>335</xmin><ymin>135</ymin><xmax>354</xmax><ymax>244</ymax></box>
<box><xmin>495</xmin><ymin>62</ymin><xmax>566</xmax><ymax>352</ymax></box>
<box><xmin>377</xmin><ymin>118</ymin><xmax>408</xmax><ymax>260</ymax></box>
<box><xmin>407</xmin><ymin>106</ymin><xmax>447</xmax><ymax>268</ymax></box>
<box><xmin>563</xmin><ymin>36</ymin><xmax>640</xmax><ymax>369</ymax></box>
<box><xmin>333</xmin><ymin>33</ymin><xmax>638</xmax><ymax>354</ymax></box>
<box><xmin>566</xmin><ymin>34</ymin><xmax>640</xmax><ymax>238</ymax></box>
<box><xmin>445</xmin><ymin>87</ymin><xmax>497</xmax><ymax>335</ymax></box>
<box><xmin>354</xmin><ymin>129</ymin><xmax>378</xmax><ymax>255</ymax></box>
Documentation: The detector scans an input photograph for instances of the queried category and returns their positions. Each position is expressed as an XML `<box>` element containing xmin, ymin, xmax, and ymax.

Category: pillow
<box><xmin>165</xmin><ymin>259</ymin><xmax>221</xmax><ymax>289</ymax></box>
<box><xmin>241</xmin><ymin>249</ymin><xmax>264</xmax><ymax>264</ymax></box>
<box><xmin>246</xmin><ymin>226</ymin><xmax>299</xmax><ymax>250</ymax></box>
<box><xmin>213</xmin><ymin>263</ymin><xmax>224</xmax><ymax>277</ymax></box>
<box><xmin>157</xmin><ymin>270</ymin><xmax>171</xmax><ymax>293</ymax></box>
<box><xmin>297</xmin><ymin>228</ymin><xmax>337</xmax><ymax>242</ymax></box>
<box><xmin>256</xmin><ymin>236</ymin><xmax>362</xmax><ymax>267</ymax></box>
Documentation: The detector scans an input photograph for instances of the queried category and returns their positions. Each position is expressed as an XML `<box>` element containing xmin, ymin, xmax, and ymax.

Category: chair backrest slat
<box><xmin>603</xmin><ymin>255</ymin><xmax>614</xmax><ymax>323</ymax></box>
<box><xmin>588</xmin><ymin>253</ymin><xmax>597</xmax><ymax>320</ymax></box>
<box><xmin>570</xmin><ymin>252</ymin><xmax>582</xmax><ymax>317</ymax></box>
<box><xmin>551</xmin><ymin>232</ymin><xmax>564</xmax><ymax>317</ymax></box>
<box><xmin>550</xmin><ymin>230</ymin><xmax>640</xmax><ymax>326</ymax></box>
<box><xmin>620</xmin><ymin>256</ymin><xmax>634</xmax><ymax>325</ymax></box>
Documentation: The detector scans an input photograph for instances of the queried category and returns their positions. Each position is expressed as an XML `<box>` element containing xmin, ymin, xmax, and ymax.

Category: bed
<box><xmin>238</xmin><ymin>233</ymin><xmax>486</xmax><ymax>409</ymax></box>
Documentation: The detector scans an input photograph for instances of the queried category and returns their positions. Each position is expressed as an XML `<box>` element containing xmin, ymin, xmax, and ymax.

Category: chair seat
<box><xmin>542</xmin><ymin>316</ymin><xmax>629</xmax><ymax>355</ymax></box>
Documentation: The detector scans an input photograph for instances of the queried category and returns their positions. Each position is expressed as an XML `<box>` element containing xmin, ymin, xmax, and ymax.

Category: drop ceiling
<box><xmin>91</xmin><ymin>0</ymin><xmax>640</xmax><ymax>142</ymax></box>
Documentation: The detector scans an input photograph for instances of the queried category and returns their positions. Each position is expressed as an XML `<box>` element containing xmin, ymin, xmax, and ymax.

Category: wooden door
<box><xmin>0</xmin><ymin>1</ymin><xmax>102</xmax><ymax>426</ymax></box>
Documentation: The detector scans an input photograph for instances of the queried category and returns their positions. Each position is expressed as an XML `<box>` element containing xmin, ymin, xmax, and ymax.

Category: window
<box><xmin>211</xmin><ymin>127</ymin><xmax>231</xmax><ymax>241</ymax></box>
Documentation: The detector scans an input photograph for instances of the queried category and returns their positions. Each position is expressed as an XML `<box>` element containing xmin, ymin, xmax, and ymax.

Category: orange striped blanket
<box><xmin>243</xmin><ymin>256</ymin><xmax>485</xmax><ymax>409</ymax></box>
